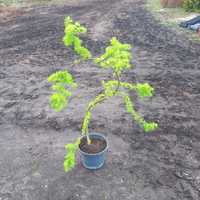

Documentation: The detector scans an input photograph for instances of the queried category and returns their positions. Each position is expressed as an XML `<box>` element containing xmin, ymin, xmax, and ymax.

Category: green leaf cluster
<box><xmin>48</xmin><ymin>70</ymin><xmax>77</xmax><ymax>112</ymax></box>
<box><xmin>102</xmin><ymin>80</ymin><xmax>119</xmax><ymax>97</ymax></box>
<box><xmin>63</xmin><ymin>16</ymin><xmax>92</xmax><ymax>60</ymax></box>
<box><xmin>95</xmin><ymin>37</ymin><xmax>132</xmax><ymax>75</ymax></box>
<box><xmin>123</xmin><ymin>94</ymin><xmax>158</xmax><ymax>132</ymax></box>
<box><xmin>135</xmin><ymin>83</ymin><xmax>154</xmax><ymax>99</ymax></box>
<box><xmin>64</xmin><ymin>138</ymin><xmax>80</xmax><ymax>172</ymax></box>
<box><xmin>102</xmin><ymin>80</ymin><xmax>154</xmax><ymax>98</ymax></box>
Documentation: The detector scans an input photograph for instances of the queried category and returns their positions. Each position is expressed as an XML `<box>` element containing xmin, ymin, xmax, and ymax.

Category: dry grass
<box><xmin>146</xmin><ymin>0</ymin><xmax>200</xmax><ymax>42</ymax></box>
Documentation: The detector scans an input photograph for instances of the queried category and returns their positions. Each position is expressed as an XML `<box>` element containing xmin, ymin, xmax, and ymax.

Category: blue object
<box><xmin>189</xmin><ymin>23</ymin><xmax>200</xmax><ymax>31</ymax></box>
<box><xmin>180</xmin><ymin>16</ymin><xmax>200</xmax><ymax>28</ymax></box>
<box><xmin>79</xmin><ymin>133</ymin><xmax>108</xmax><ymax>170</ymax></box>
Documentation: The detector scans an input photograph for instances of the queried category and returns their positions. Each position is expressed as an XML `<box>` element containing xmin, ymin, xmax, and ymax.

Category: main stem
<box><xmin>113</xmin><ymin>72</ymin><xmax>120</xmax><ymax>95</ymax></box>
<box><xmin>83</xmin><ymin>72</ymin><xmax>121</xmax><ymax>145</ymax></box>
<box><xmin>84</xmin><ymin>94</ymin><xmax>107</xmax><ymax>144</ymax></box>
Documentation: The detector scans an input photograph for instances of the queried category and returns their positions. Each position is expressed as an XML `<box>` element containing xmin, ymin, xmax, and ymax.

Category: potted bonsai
<box><xmin>48</xmin><ymin>17</ymin><xmax>158</xmax><ymax>172</ymax></box>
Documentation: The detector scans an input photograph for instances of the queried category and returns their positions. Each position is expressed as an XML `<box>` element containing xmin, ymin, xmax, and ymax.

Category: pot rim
<box><xmin>78</xmin><ymin>132</ymin><xmax>108</xmax><ymax>156</ymax></box>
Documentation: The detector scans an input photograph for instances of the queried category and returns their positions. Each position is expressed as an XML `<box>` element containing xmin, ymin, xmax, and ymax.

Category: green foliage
<box><xmin>81</xmin><ymin>79</ymin><xmax>158</xmax><ymax>137</ymax></box>
<box><xmin>73</xmin><ymin>37</ymin><xmax>92</xmax><ymax>60</ymax></box>
<box><xmin>48</xmin><ymin>70</ymin><xmax>77</xmax><ymax>112</ymax></box>
<box><xmin>135</xmin><ymin>83</ymin><xmax>154</xmax><ymax>99</ymax></box>
<box><xmin>64</xmin><ymin>138</ymin><xmax>80</xmax><ymax>172</ymax></box>
<box><xmin>123</xmin><ymin>94</ymin><xmax>158</xmax><ymax>132</ymax></box>
<box><xmin>102</xmin><ymin>81</ymin><xmax>154</xmax><ymax>98</ymax></box>
<box><xmin>183</xmin><ymin>0</ymin><xmax>200</xmax><ymax>12</ymax></box>
<box><xmin>50</xmin><ymin>93</ymin><xmax>68</xmax><ymax>112</ymax></box>
<box><xmin>102</xmin><ymin>80</ymin><xmax>118</xmax><ymax>97</ymax></box>
<box><xmin>63</xmin><ymin>16</ymin><xmax>92</xmax><ymax>60</ymax></box>
<box><xmin>95</xmin><ymin>37</ymin><xmax>132</xmax><ymax>75</ymax></box>
<box><xmin>48</xmin><ymin>70</ymin><xmax>76</xmax><ymax>85</ymax></box>
<box><xmin>143</xmin><ymin>122</ymin><xmax>158</xmax><ymax>132</ymax></box>
<box><xmin>47</xmin><ymin>16</ymin><xmax>159</xmax><ymax>173</ymax></box>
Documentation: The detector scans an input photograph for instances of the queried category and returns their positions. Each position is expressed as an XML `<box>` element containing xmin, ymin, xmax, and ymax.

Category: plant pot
<box><xmin>79</xmin><ymin>133</ymin><xmax>108</xmax><ymax>170</ymax></box>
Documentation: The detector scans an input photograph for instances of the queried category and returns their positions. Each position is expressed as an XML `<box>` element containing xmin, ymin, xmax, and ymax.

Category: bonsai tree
<box><xmin>48</xmin><ymin>17</ymin><xmax>158</xmax><ymax>172</ymax></box>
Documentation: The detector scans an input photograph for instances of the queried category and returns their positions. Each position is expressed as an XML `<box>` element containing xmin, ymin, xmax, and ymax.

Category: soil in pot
<box><xmin>79</xmin><ymin>137</ymin><xmax>107</xmax><ymax>154</ymax></box>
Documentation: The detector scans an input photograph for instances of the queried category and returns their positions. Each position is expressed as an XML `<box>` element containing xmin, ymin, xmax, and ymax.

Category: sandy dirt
<box><xmin>0</xmin><ymin>0</ymin><xmax>200</xmax><ymax>199</ymax></box>
<box><xmin>0</xmin><ymin>5</ymin><xmax>26</xmax><ymax>23</ymax></box>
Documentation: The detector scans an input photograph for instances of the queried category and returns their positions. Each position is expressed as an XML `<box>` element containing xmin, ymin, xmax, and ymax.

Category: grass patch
<box><xmin>146</xmin><ymin>0</ymin><xmax>200</xmax><ymax>42</ymax></box>
<box><xmin>146</xmin><ymin>0</ymin><xmax>193</xmax><ymax>22</ymax></box>
<box><xmin>0</xmin><ymin>0</ymin><xmax>22</xmax><ymax>5</ymax></box>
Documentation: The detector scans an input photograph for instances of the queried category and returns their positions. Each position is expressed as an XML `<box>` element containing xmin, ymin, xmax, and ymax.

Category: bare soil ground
<box><xmin>0</xmin><ymin>0</ymin><xmax>200</xmax><ymax>199</ymax></box>
<box><xmin>0</xmin><ymin>5</ymin><xmax>26</xmax><ymax>23</ymax></box>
